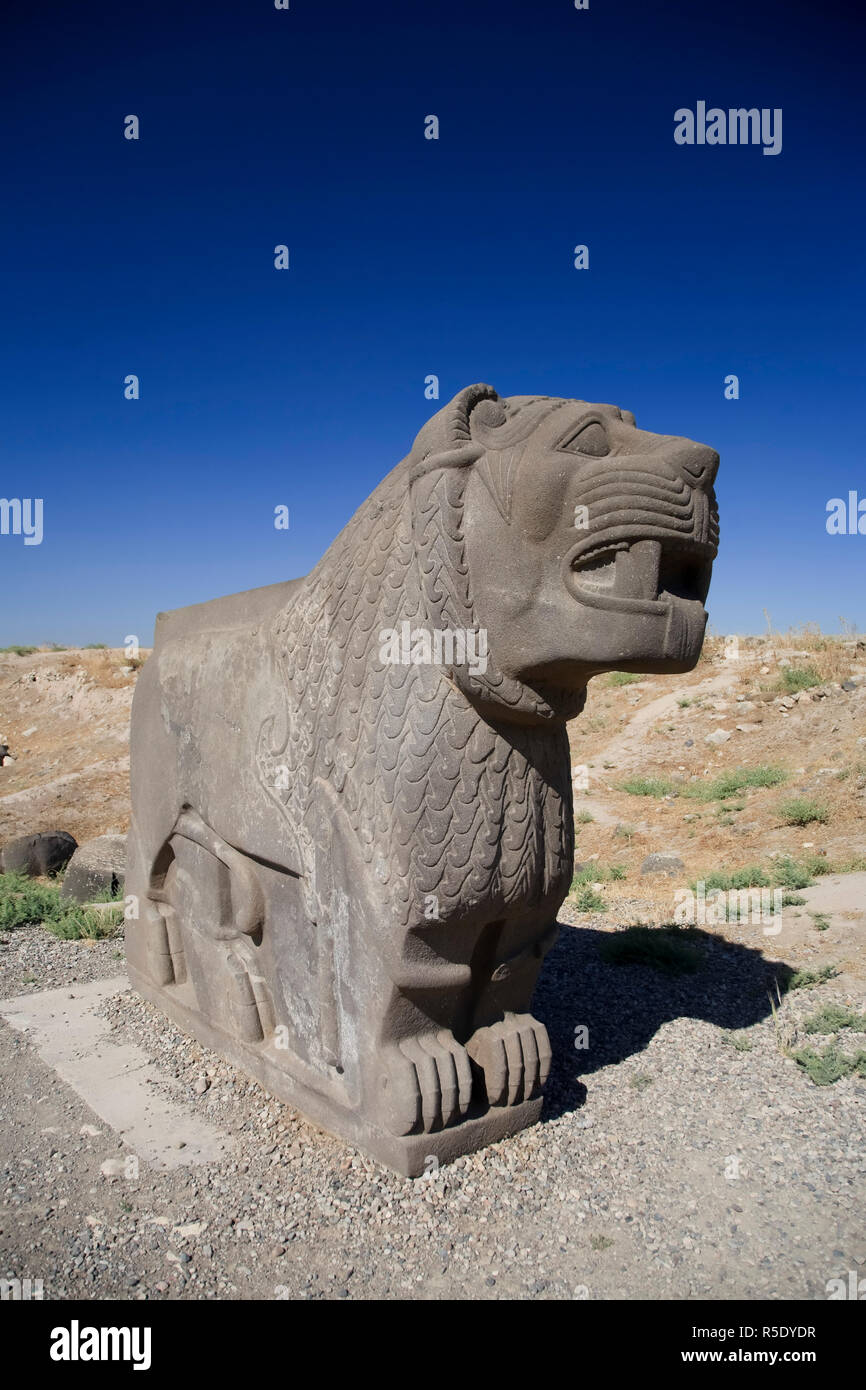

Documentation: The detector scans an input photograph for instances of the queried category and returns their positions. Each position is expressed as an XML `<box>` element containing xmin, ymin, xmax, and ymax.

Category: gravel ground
<box><xmin>1</xmin><ymin>915</ymin><xmax>864</xmax><ymax>1302</ymax></box>
<box><xmin>0</xmin><ymin>923</ymin><xmax>125</xmax><ymax>999</ymax></box>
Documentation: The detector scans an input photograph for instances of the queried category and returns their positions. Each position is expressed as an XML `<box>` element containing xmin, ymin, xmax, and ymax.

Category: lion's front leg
<box><xmin>372</xmin><ymin>916</ymin><xmax>487</xmax><ymax>1136</ymax></box>
<box><xmin>462</xmin><ymin>914</ymin><xmax>558</xmax><ymax>1110</ymax></box>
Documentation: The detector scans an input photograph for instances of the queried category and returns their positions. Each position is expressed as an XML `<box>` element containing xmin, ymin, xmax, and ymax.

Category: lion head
<box><xmin>406</xmin><ymin>383</ymin><xmax>719</xmax><ymax>723</ymax></box>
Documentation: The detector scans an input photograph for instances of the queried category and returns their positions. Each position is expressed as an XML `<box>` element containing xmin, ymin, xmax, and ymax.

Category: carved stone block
<box><xmin>126</xmin><ymin>385</ymin><xmax>719</xmax><ymax>1174</ymax></box>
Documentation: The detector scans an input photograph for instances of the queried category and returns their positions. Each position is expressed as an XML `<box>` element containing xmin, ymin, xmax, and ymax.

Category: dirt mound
<box><xmin>0</xmin><ymin>648</ymin><xmax>144</xmax><ymax>846</ymax></box>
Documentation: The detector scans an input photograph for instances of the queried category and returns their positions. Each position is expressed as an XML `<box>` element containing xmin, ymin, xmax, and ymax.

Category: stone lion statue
<box><xmin>126</xmin><ymin>384</ymin><xmax>719</xmax><ymax>1173</ymax></box>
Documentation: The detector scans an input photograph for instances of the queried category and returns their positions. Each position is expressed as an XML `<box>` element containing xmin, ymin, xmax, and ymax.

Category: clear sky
<box><xmin>1</xmin><ymin>0</ymin><xmax>863</xmax><ymax>646</ymax></box>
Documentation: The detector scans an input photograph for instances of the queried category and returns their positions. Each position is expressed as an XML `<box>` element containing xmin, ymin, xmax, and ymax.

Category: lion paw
<box><xmin>466</xmin><ymin>1012</ymin><xmax>551</xmax><ymax>1107</ymax></box>
<box><xmin>380</xmin><ymin>1031</ymin><xmax>473</xmax><ymax>1135</ymax></box>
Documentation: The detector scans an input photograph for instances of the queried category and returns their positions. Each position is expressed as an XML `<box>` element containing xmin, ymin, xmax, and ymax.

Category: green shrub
<box><xmin>684</xmin><ymin>765</ymin><xmax>788</xmax><ymax>802</ymax></box>
<box><xmin>785</xmin><ymin>964</ymin><xmax>839</xmax><ymax>992</ymax></box>
<box><xmin>792</xmin><ymin>1044</ymin><xmax>866</xmax><ymax>1086</ymax></box>
<box><xmin>619</xmin><ymin>776</ymin><xmax>674</xmax><ymax>798</ymax></box>
<box><xmin>0</xmin><ymin>874</ymin><xmax>62</xmax><ymax>929</ymax></box>
<box><xmin>803</xmin><ymin>1004</ymin><xmax>866</xmax><ymax>1034</ymax></box>
<box><xmin>605</xmin><ymin>671</ymin><xmax>642</xmax><ymax>687</ymax></box>
<box><xmin>574</xmin><ymin>885</ymin><xmax>606</xmax><ymax>913</ymax></box>
<box><xmin>691</xmin><ymin>866</ymin><xmax>770</xmax><ymax>892</ymax></box>
<box><xmin>0</xmin><ymin>872</ymin><xmax>122</xmax><ymax>940</ymax></box>
<box><xmin>778</xmin><ymin>797</ymin><xmax>829</xmax><ymax>827</ymax></box>
<box><xmin>779</xmin><ymin>666</ymin><xmax>820</xmax><ymax>693</ymax></box>
<box><xmin>45</xmin><ymin>905</ymin><xmax>123</xmax><ymax>940</ymax></box>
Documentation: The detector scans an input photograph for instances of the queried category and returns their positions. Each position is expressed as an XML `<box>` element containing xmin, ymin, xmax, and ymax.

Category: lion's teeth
<box><xmin>615</xmin><ymin>539</ymin><xmax>662</xmax><ymax>601</ymax></box>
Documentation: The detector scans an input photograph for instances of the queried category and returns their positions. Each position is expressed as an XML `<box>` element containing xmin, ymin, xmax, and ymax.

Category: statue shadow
<box><xmin>533</xmin><ymin>922</ymin><xmax>795</xmax><ymax>1123</ymax></box>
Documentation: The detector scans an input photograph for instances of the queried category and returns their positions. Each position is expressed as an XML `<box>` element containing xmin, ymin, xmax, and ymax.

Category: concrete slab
<box><xmin>0</xmin><ymin>976</ymin><xmax>233</xmax><ymax>1169</ymax></box>
<box><xmin>799</xmin><ymin>871</ymin><xmax>866</xmax><ymax>919</ymax></box>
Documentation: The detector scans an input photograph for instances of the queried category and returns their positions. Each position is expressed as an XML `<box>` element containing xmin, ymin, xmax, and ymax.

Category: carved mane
<box><xmin>256</xmin><ymin>397</ymin><xmax>574</xmax><ymax>929</ymax></box>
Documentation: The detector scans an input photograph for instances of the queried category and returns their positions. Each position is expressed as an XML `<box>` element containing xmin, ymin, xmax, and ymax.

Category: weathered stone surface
<box><xmin>640</xmin><ymin>853</ymin><xmax>685</xmax><ymax>877</ymax></box>
<box><xmin>60</xmin><ymin>834</ymin><xmax>127</xmax><ymax>903</ymax></box>
<box><xmin>126</xmin><ymin>384</ymin><xmax>720</xmax><ymax>1174</ymax></box>
<box><xmin>0</xmin><ymin>830</ymin><xmax>77</xmax><ymax>877</ymax></box>
<box><xmin>705</xmin><ymin>727</ymin><xmax>731</xmax><ymax>745</ymax></box>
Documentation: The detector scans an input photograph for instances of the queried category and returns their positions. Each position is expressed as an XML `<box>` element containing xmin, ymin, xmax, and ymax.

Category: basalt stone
<box><xmin>125</xmin><ymin>384</ymin><xmax>720</xmax><ymax>1175</ymax></box>
<box><xmin>60</xmin><ymin>834</ymin><xmax>127</xmax><ymax>904</ymax></box>
<box><xmin>0</xmin><ymin>830</ymin><xmax>77</xmax><ymax>877</ymax></box>
<box><xmin>640</xmin><ymin>853</ymin><xmax>685</xmax><ymax>878</ymax></box>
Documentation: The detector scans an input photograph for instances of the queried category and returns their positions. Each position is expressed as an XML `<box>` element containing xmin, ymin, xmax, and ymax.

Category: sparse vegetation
<box><xmin>803</xmin><ymin>1004</ymin><xmax>866</xmax><ymax>1034</ymax></box>
<box><xmin>599</xmin><ymin>925</ymin><xmax>704</xmax><ymax>975</ymax></box>
<box><xmin>605</xmin><ymin>671</ymin><xmax>642</xmax><ymax>687</ymax></box>
<box><xmin>784</xmin><ymin>964</ymin><xmax>839</xmax><ymax>992</ymax></box>
<box><xmin>0</xmin><ymin>873</ymin><xmax>61</xmax><ymax>930</ymax></box>
<box><xmin>694</xmin><ymin>855</ymin><xmax>833</xmax><ymax>894</ymax></box>
<box><xmin>778</xmin><ymin>666</ymin><xmax>820</xmax><ymax>693</ymax></box>
<box><xmin>685</xmin><ymin>765</ymin><xmax>788</xmax><ymax>802</ymax></box>
<box><xmin>778</xmin><ymin>797</ymin><xmax>829</xmax><ymax>826</ymax></box>
<box><xmin>0</xmin><ymin>645</ymin><xmax>37</xmax><ymax>656</ymax></box>
<box><xmin>572</xmin><ymin>864</ymin><xmax>626</xmax><ymax>890</ymax></box>
<box><xmin>791</xmin><ymin>1044</ymin><xmax>866</xmax><ymax>1086</ymax></box>
<box><xmin>810</xmin><ymin>913</ymin><xmax>830</xmax><ymax>932</ymax></box>
<box><xmin>619</xmin><ymin>775</ymin><xmax>674</xmax><ymax>798</ymax></box>
<box><xmin>573</xmin><ymin>885</ymin><xmax>606</xmax><ymax>913</ymax></box>
<box><xmin>629</xmin><ymin>1072</ymin><xmax>653</xmax><ymax>1091</ymax></box>
<box><xmin>0</xmin><ymin>872</ymin><xmax>122</xmax><ymax>940</ymax></box>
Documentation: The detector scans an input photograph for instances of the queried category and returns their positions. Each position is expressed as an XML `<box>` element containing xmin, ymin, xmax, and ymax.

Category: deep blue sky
<box><xmin>1</xmin><ymin>0</ymin><xmax>863</xmax><ymax>645</ymax></box>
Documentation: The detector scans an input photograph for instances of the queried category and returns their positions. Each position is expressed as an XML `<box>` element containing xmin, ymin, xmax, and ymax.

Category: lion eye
<box><xmin>558</xmin><ymin>421</ymin><xmax>609</xmax><ymax>457</ymax></box>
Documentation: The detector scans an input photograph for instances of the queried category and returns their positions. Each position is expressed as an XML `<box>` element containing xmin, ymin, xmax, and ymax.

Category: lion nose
<box><xmin>673</xmin><ymin>441</ymin><xmax>719</xmax><ymax>490</ymax></box>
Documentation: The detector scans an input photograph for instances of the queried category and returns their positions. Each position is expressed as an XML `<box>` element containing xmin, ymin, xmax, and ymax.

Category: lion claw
<box><xmin>466</xmin><ymin>1012</ymin><xmax>551</xmax><ymax>1107</ymax></box>
<box><xmin>380</xmin><ymin>1030</ymin><xmax>473</xmax><ymax>1135</ymax></box>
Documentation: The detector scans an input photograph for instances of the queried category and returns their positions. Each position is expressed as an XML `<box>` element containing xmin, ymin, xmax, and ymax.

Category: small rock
<box><xmin>705</xmin><ymin>728</ymin><xmax>731</xmax><ymax>745</ymax></box>
<box><xmin>641</xmin><ymin>853</ymin><xmax>685</xmax><ymax>877</ymax></box>
<box><xmin>99</xmin><ymin>1158</ymin><xmax>126</xmax><ymax>1178</ymax></box>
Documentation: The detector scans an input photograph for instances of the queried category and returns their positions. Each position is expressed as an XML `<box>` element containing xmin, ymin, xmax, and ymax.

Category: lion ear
<box><xmin>408</xmin><ymin>383</ymin><xmax>500</xmax><ymax>480</ymax></box>
<box><xmin>447</xmin><ymin>384</ymin><xmax>502</xmax><ymax>442</ymax></box>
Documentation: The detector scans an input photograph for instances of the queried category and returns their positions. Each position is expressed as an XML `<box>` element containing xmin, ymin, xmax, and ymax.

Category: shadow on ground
<box><xmin>534</xmin><ymin>921</ymin><xmax>795</xmax><ymax>1122</ymax></box>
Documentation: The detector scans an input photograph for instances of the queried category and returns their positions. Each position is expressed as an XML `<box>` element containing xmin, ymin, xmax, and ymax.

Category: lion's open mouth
<box><xmin>566</xmin><ymin>537</ymin><xmax>713</xmax><ymax>614</ymax></box>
